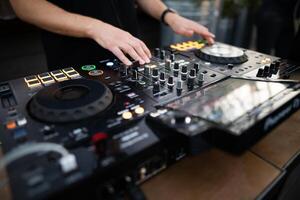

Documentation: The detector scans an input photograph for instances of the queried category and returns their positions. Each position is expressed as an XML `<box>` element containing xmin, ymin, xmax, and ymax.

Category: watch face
<box><xmin>201</xmin><ymin>44</ymin><xmax>245</xmax><ymax>58</ymax></box>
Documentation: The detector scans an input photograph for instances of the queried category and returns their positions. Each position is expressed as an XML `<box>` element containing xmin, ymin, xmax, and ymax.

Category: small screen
<box><xmin>167</xmin><ymin>78</ymin><xmax>289</xmax><ymax>125</ymax></box>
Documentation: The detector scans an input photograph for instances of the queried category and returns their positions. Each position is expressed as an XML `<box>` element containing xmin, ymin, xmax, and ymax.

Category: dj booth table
<box><xmin>142</xmin><ymin>110</ymin><xmax>300</xmax><ymax>200</ymax></box>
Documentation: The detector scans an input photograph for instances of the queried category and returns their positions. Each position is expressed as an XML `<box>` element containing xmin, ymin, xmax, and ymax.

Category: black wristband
<box><xmin>160</xmin><ymin>8</ymin><xmax>176</xmax><ymax>26</ymax></box>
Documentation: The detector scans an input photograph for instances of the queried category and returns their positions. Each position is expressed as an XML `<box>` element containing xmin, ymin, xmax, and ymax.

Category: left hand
<box><xmin>165</xmin><ymin>13</ymin><xmax>215</xmax><ymax>44</ymax></box>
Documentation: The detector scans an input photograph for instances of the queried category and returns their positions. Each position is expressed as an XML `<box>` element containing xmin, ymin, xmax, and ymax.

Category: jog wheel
<box><xmin>28</xmin><ymin>79</ymin><xmax>113</xmax><ymax>123</ymax></box>
<box><xmin>195</xmin><ymin>43</ymin><xmax>248</xmax><ymax>64</ymax></box>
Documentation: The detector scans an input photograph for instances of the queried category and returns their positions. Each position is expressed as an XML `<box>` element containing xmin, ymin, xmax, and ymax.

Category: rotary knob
<box><xmin>153</xmin><ymin>81</ymin><xmax>160</xmax><ymax>93</ymax></box>
<box><xmin>176</xmin><ymin>80</ymin><xmax>183</xmax><ymax>90</ymax></box>
<box><xmin>159</xmin><ymin>72</ymin><xmax>166</xmax><ymax>85</ymax></box>
<box><xmin>170</xmin><ymin>54</ymin><xmax>175</xmax><ymax>62</ymax></box>
<box><xmin>194</xmin><ymin>63</ymin><xmax>200</xmax><ymax>74</ymax></box>
<box><xmin>173</xmin><ymin>62</ymin><xmax>180</xmax><ymax>77</ymax></box>
<box><xmin>197</xmin><ymin>73</ymin><xmax>204</xmax><ymax>86</ymax></box>
<box><xmin>132</xmin><ymin>70</ymin><xmax>138</xmax><ymax>81</ymax></box>
<box><xmin>187</xmin><ymin>69</ymin><xmax>196</xmax><ymax>90</ymax></box>
<box><xmin>154</xmin><ymin>48</ymin><xmax>160</xmax><ymax>57</ymax></box>
<box><xmin>167</xmin><ymin>76</ymin><xmax>174</xmax><ymax>90</ymax></box>
<box><xmin>160</xmin><ymin>50</ymin><xmax>166</xmax><ymax>60</ymax></box>
<box><xmin>144</xmin><ymin>65</ymin><xmax>151</xmax><ymax>77</ymax></box>
<box><xmin>176</xmin><ymin>80</ymin><xmax>183</xmax><ymax>96</ymax></box>
<box><xmin>181</xmin><ymin>65</ymin><xmax>188</xmax><ymax>80</ymax></box>
<box><xmin>152</xmin><ymin>68</ymin><xmax>159</xmax><ymax>81</ymax></box>
<box><xmin>165</xmin><ymin>60</ymin><xmax>172</xmax><ymax>71</ymax></box>
<box><xmin>227</xmin><ymin>64</ymin><xmax>234</xmax><ymax>70</ymax></box>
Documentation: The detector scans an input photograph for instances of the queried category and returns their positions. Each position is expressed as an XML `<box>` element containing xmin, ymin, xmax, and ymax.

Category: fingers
<box><xmin>110</xmin><ymin>47</ymin><xmax>132</xmax><ymax>66</ymax></box>
<box><xmin>137</xmin><ymin>39</ymin><xmax>152</xmax><ymax>58</ymax></box>
<box><xmin>109</xmin><ymin>39</ymin><xmax>151</xmax><ymax>66</ymax></box>
<box><xmin>192</xmin><ymin>23</ymin><xmax>215</xmax><ymax>44</ymax></box>
<box><xmin>129</xmin><ymin>39</ymin><xmax>151</xmax><ymax>63</ymax></box>
<box><xmin>120</xmin><ymin>44</ymin><xmax>145</xmax><ymax>65</ymax></box>
<box><xmin>120</xmin><ymin>35</ymin><xmax>151</xmax><ymax>65</ymax></box>
<box><xmin>178</xmin><ymin>28</ymin><xmax>194</xmax><ymax>37</ymax></box>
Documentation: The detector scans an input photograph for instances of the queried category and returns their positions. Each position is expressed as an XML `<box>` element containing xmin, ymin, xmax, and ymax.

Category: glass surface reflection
<box><xmin>167</xmin><ymin>79</ymin><xmax>288</xmax><ymax>125</ymax></box>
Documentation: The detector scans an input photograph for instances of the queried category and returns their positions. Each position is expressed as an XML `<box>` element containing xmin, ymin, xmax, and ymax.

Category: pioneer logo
<box><xmin>264</xmin><ymin>98</ymin><xmax>300</xmax><ymax>132</ymax></box>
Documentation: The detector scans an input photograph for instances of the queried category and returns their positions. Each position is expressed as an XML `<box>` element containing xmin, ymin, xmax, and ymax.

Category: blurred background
<box><xmin>0</xmin><ymin>0</ymin><xmax>299</xmax><ymax>81</ymax></box>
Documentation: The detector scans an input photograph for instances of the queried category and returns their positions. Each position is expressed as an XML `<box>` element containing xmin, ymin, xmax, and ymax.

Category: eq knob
<box><xmin>152</xmin><ymin>68</ymin><xmax>159</xmax><ymax>81</ymax></box>
<box><xmin>154</xmin><ymin>48</ymin><xmax>160</xmax><ymax>57</ymax></box>
<box><xmin>227</xmin><ymin>64</ymin><xmax>234</xmax><ymax>70</ymax></box>
<box><xmin>170</xmin><ymin>54</ymin><xmax>175</xmax><ymax>62</ymax></box>
<box><xmin>160</xmin><ymin>50</ymin><xmax>166</xmax><ymax>60</ymax></box>
<box><xmin>176</xmin><ymin>80</ymin><xmax>183</xmax><ymax>95</ymax></box>
<box><xmin>167</xmin><ymin>76</ymin><xmax>174</xmax><ymax>90</ymax></box>
<box><xmin>144</xmin><ymin>65</ymin><xmax>151</xmax><ymax>76</ymax></box>
<box><xmin>181</xmin><ymin>65</ymin><xmax>188</xmax><ymax>73</ymax></box>
<box><xmin>187</xmin><ymin>69</ymin><xmax>196</xmax><ymax>89</ymax></box>
<box><xmin>181</xmin><ymin>65</ymin><xmax>188</xmax><ymax>80</ymax></box>
<box><xmin>194</xmin><ymin>63</ymin><xmax>200</xmax><ymax>74</ymax></box>
<box><xmin>197</xmin><ymin>73</ymin><xmax>204</xmax><ymax>86</ymax></box>
<box><xmin>173</xmin><ymin>62</ymin><xmax>180</xmax><ymax>77</ymax></box>
<box><xmin>176</xmin><ymin>80</ymin><xmax>183</xmax><ymax>91</ymax></box>
<box><xmin>120</xmin><ymin>64</ymin><xmax>129</xmax><ymax>77</ymax></box>
<box><xmin>165</xmin><ymin>59</ymin><xmax>172</xmax><ymax>71</ymax></box>
<box><xmin>132</xmin><ymin>70</ymin><xmax>138</xmax><ymax>81</ymax></box>
<box><xmin>153</xmin><ymin>81</ymin><xmax>160</xmax><ymax>93</ymax></box>
<box><xmin>159</xmin><ymin>72</ymin><xmax>166</xmax><ymax>85</ymax></box>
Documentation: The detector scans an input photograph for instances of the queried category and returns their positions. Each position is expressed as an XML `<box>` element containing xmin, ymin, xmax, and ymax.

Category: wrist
<box><xmin>164</xmin><ymin>12</ymin><xmax>178</xmax><ymax>26</ymax></box>
<box><xmin>85</xmin><ymin>19</ymin><xmax>104</xmax><ymax>40</ymax></box>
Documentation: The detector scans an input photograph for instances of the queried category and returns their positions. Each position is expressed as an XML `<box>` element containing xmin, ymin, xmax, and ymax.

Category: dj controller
<box><xmin>0</xmin><ymin>41</ymin><xmax>300</xmax><ymax>200</ymax></box>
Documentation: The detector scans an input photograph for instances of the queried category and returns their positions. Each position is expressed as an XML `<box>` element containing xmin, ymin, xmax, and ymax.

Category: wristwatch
<box><xmin>160</xmin><ymin>8</ymin><xmax>177</xmax><ymax>26</ymax></box>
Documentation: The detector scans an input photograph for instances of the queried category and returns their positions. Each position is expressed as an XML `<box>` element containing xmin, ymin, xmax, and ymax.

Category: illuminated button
<box><xmin>41</xmin><ymin>77</ymin><xmax>55</xmax><ymax>85</ymax></box>
<box><xmin>17</xmin><ymin>117</ymin><xmax>27</xmax><ymax>126</ymax></box>
<box><xmin>38</xmin><ymin>73</ymin><xmax>51</xmax><ymax>79</ymax></box>
<box><xmin>62</xmin><ymin>67</ymin><xmax>75</xmax><ymax>73</ymax></box>
<box><xmin>66</xmin><ymin>71</ymin><xmax>80</xmax><ymax>78</ymax></box>
<box><xmin>27</xmin><ymin>80</ymin><xmax>42</xmax><ymax>88</ymax></box>
<box><xmin>135</xmin><ymin>107</ymin><xmax>145</xmax><ymax>115</ymax></box>
<box><xmin>88</xmin><ymin>70</ymin><xmax>104</xmax><ymax>76</ymax></box>
<box><xmin>50</xmin><ymin>70</ymin><xmax>63</xmax><ymax>76</ymax></box>
<box><xmin>106</xmin><ymin>62</ymin><xmax>114</xmax><ymax>67</ymax></box>
<box><xmin>6</xmin><ymin>120</ymin><xmax>17</xmax><ymax>130</ymax></box>
<box><xmin>81</xmin><ymin>65</ymin><xmax>96</xmax><ymax>71</ymax></box>
<box><xmin>24</xmin><ymin>76</ymin><xmax>38</xmax><ymax>83</ymax></box>
<box><xmin>122</xmin><ymin>111</ymin><xmax>133</xmax><ymax>120</ymax></box>
<box><xmin>54</xmin><ymin>74</ymin><xmax>68</xmax><ymax>82</ymax></box>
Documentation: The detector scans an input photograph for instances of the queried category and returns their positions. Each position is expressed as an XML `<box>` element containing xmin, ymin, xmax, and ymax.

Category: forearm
<box><xmin>9</xmin><ymin>0</ymin><xmax>101</xmax><ymax>39</ymax></box>
<box><xmin>136</xmin><ymin>0</ymin><xmax>168</xmax><ymax>20</ymax></box>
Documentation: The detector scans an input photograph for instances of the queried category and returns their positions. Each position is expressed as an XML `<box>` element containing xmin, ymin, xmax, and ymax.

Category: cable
<box><xmin>0</xmin><ymin>142</ymin><xmax>70</xmax><ymax>170</ymax></box>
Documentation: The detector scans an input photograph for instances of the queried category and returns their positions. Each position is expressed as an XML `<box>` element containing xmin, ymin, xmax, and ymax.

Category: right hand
<box><xmin>88</xmin><ymin>21</ymin><xmax>151</xmax><ymax>66</ymax></box>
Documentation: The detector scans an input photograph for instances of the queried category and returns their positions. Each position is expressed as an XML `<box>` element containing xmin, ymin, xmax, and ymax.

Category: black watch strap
<box><xmin>160</xmin><ymin>8</ymin><xmax>176</xmax><ymax>26</ymax></box>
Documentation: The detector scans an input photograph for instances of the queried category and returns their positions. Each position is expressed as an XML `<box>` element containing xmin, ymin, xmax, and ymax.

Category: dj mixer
<box><xmin>0</xmin><ymin>41</ymin><xmax>300</xmax><ymax>200</ymax></box>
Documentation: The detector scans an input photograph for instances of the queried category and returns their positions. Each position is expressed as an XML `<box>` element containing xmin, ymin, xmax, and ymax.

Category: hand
<box><xmin>88</xmin><ymin>21</ymin><xmax>151</xmax><ymax>65</ymax></box>
<box><xmin>165</xmin><ymin>13</ymin><xmax>215</xmax><ymax>44</ymax></box>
